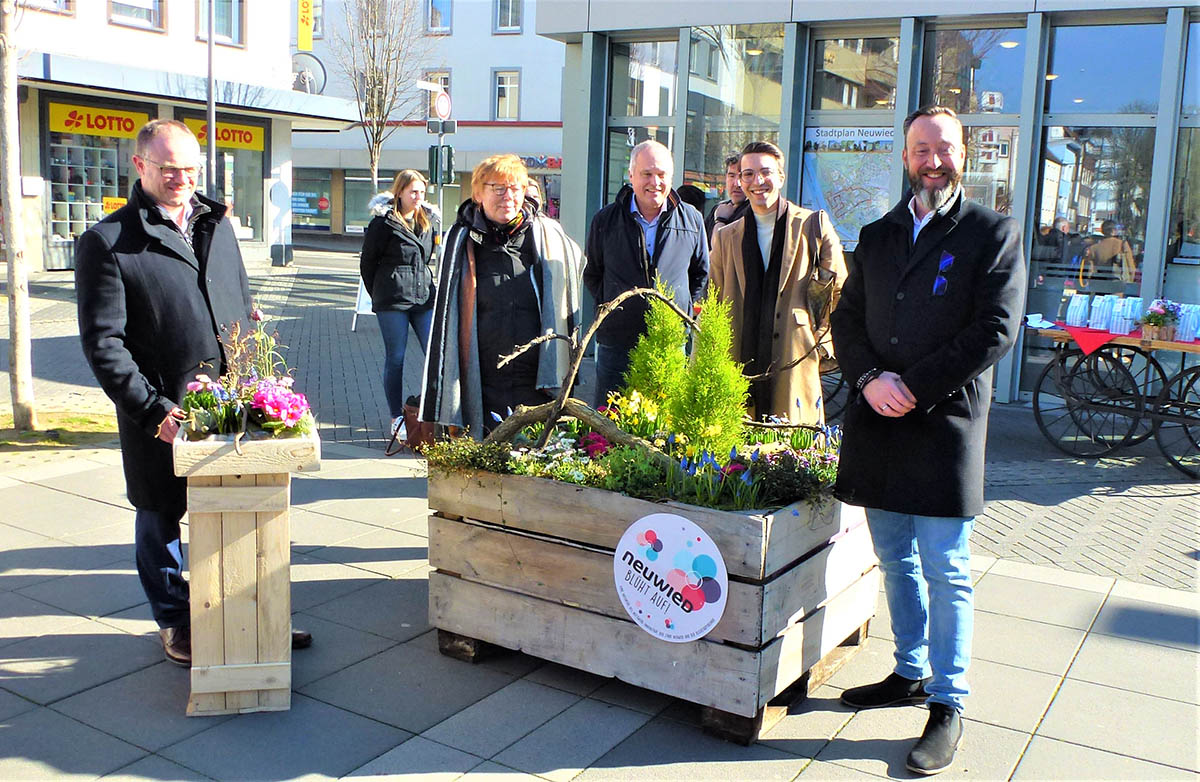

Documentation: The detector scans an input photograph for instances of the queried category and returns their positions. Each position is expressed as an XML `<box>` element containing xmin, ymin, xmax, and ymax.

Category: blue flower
<box><xmin>740</xmin><ymin>470</ymin><xmax>753</xmax><ymax>486</ymax></box>
<box><xmin>506</xmin><ymin>407</ymin><xmax>514</xmax><ymax>417</ymax></box>
<box><xmin>667</xmin><ymin>433</ymin><xmax>676</xmax><ymax>446</ymax></box>
<box><xmin>751</xmin><ymin>449</ymin><xmax>760</xmax><ymax>462</ymax></box>
<box><xmin>729</xmin><ymin>446</ymin><xmax>738</xmax><ymax>462</ymax></box>
<box><xmin>791</xmin><ymin>509</ymin><xmax>800</xmax><ymax>516</ymax></box>
<box><xmin>680</xmin><ymin>456</ymin><xmax>690</xmax><ymax>471</ymax></box>
<box><xmin>490</xmin><ymin>411</ymin><xmax>503</xmax><ymax>422</ymax></box>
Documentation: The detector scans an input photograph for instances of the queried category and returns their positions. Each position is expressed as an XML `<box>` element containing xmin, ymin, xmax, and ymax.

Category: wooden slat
<box><xmin>757</xmin><ymin>567</ymin><xmax>880</xmax><ymax>708</ymax></box>
<box><xmin>221</xmin><ymin>473</ymin><xmax>259</xmax><ymax>712</ymax></box>
<box><xmin>428</xmin><ymin>572</ymin><xmax>762</xmax><ymax>717</ymax></box>
<box><xmin>187</xmin><ymin>485</ymin><xmax>289</xmax><ymax>513</ymax></box>
<box><xmin>427</xmin><ymin>468</ymin><xmax>504</xmax><ymax>522</ymax></box>
<box><xmin>762</xmin><ymin>501</ymin><xmax>862</xmax><ymax>578</ymax></box>
<box><xmin>173</xmin><ymin>431</ymin><xmax>321</xmax><ymax>477</ymax></box>
<box><xmin>191</xmin><ymin>662</ymin><xmax>291</xmax><ymax>694</ymax></box>
<box><xmin>256</xmin><ymin>473</ymin><xmax>291</xmax><ymax>710</ymax></box>
<box><xmin>186</xmin><ymin>475</ymin><xmax>226</xmax><ymax>716</ymax></box>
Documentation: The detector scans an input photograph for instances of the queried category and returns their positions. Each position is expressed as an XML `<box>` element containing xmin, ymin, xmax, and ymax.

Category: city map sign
<box><xmin>800</xmin><ymin>126</ymin><xmax>894</xmax><ymax>250</ymax></box>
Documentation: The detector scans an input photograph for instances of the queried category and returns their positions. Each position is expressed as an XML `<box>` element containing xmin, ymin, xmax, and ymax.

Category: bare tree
<box><xmin>330</xmin><ymin>0</ymin><xmax>433</xmax><ymax>190</ymax></box>
<box><xmin>0</xmin><ymin>0</ymin><xmax>37</xmax><ymax>430</ymax></box>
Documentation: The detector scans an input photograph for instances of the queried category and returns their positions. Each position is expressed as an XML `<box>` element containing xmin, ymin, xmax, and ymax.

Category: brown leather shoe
<box><xmin>291</xmin><ymin>629</ymin><xmax>312</xmax><ymax>649</ymax></box>
<box><xmin>160</xmin><ymin>625</ymin><xmax>191</xmax><ymax>667</ymax></box>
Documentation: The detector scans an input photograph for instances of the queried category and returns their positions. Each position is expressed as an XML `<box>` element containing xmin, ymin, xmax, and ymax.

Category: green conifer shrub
<box><xmin>620</xmin><ymin>278</ymin><xmax>688</xmax><ymax>425</ymax></box>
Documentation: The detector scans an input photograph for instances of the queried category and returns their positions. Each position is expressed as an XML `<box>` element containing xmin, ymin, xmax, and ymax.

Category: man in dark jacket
<box><xmin>703</xmin><ymin>152</ymin><xmax>749</xmax><ymax>246</ymax></box>
<box><xmin>830</xmin><ymin>107</ymin><xmax>1026</xmax><ymax>776</ymax></box>
<box><xmin>76</xmin><ymin>120</ymin><xmax>310</xmax><ymax>667</ymax></box>
<box><xmin>584</xmin><ymin>140</ymin><xmax>708</xmax><ymax>406</ymax></box>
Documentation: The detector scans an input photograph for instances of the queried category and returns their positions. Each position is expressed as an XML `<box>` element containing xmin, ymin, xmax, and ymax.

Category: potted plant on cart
<box><xmin>423</xmin><ymin>284</ymin><xmax>878</xmax><ymax>744</ymax></box>
<box><xmin>172</xmin><ymin>309</ymin><xmax>320</xmax><ymax>717</ymax></box>
<box><xmin>1140</xmin><ymin>299</ymin><xmax>1182</xmax><ymax>342</ymax></box>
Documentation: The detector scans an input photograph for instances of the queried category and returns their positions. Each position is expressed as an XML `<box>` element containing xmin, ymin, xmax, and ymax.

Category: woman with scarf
<box><xmin>360</xmin><ymin>169</ymin><xmax>441</xmax><ymax>442</ymax></box>
<box><xmin>420</xmin><ymin>154</ymin><xmax>583</xmax><ymax>437</ymax></box>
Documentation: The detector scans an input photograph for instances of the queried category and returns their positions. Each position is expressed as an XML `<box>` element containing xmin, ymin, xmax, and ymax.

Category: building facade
<box><xmin>11</xmin><ymin>0</ymin><xmax>356</xmax><ymax>270</ymax></box>
<box><xmin>541</xmin><ymin>0</ymin><xmax>1200</xmax><ymax>401</ymax></box>
<box><xmin>290</xmin><ymin>0</ymin><xmax>565</xmax><ymax>236</ymax></box>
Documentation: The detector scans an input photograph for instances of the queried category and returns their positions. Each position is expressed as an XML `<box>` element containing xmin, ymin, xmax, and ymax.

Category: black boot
<box><xmin>840</xmin><ymin>673</ymin><xmax>930</xmax><ymax>709</ymax></box>
<box><xmin>906</xmin><ymin>702</ymin><xmax>963</xmax><ymax>776</ymax></box>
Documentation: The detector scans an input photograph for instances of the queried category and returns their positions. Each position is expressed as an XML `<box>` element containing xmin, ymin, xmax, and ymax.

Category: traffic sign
<box><xmin>435</xmin><ymin>91</ymin><xmax>452</xmax><ymax>121</ymax></box>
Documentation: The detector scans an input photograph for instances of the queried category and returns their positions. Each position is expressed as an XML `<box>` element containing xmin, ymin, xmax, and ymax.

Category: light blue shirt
<box><xmin>630</xmin><ymin>196</ymin><xmax>663</xmax><ymax>258</ymax></box>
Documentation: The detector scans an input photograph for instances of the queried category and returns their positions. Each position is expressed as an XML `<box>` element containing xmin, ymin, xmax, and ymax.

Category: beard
<box><xmin>908</xmin><ymin>166</ymin><xmax>962</xmax><ymax>213</ymax></box>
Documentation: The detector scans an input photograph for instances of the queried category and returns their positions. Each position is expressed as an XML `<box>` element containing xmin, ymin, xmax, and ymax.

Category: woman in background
<box><xmin>360</xmin><ymin>169</ymin><xmax>441</xmax><ymax>443</ymax></box>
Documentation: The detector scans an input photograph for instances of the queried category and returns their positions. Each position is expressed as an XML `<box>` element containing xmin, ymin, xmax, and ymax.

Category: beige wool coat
<box><xmin>710</xmin><ymin>201</ymin><xmax>847</xmax><ymax>425</ymax></box>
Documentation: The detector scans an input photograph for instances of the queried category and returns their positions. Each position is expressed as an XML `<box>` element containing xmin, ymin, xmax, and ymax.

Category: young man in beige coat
<box><xmin>709</xmin><ymin>140</ymin><xmax>846</xmax><ymax>424</ymax></box>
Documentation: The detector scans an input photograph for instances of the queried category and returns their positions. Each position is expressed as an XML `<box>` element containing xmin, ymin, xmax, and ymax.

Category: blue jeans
<box><xmin>135</xmin><ymin>504</ymin><xmax>189</xmax><ymax>629</ymax></box>
<box><xmin>593</xmin><ymin>342</ymin><xmax>632</xmax><ymax>408</ymax></box>
<box><xmin>377</xmin><ymin>307</ymin><xmax>434</xmax><ymax>418</ymax></box>
<box><xmin>865</xmin><ymin>508</ymin><xmax>974</xmax><ymax>712</ymax></box>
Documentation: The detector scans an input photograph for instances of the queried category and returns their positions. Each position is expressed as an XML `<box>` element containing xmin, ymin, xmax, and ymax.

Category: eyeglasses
<box><xmin>932</xmin><ymin>251</ymin><xmax>955</xmax><ymax>296</ymax></box>
<box><xmin>142</xmin><ymin>159</ymin><xmax>201</xmax><ymax>179</ymax></box>
<box><xmin>482</xmin><ymin>182</ymin><xmax>524</xmax><ymax>196</ymax></box>
<box><xmin>739</xmin><ymin>168</ymin><xmax>779</xmax><ymax>182</ymax></box>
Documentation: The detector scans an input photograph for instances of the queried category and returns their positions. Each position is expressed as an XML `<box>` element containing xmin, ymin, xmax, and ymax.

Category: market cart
<box><xmin>1029</xmin><ymin>324</ymin><xmax>1200</xmax><ymax>478</ymax></box>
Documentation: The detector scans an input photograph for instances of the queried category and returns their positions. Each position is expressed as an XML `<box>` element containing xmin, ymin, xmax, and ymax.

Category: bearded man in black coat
<box><xmin>76</xmin><ymin>120</ymin><xmax>310</xmax><ymax>667</ymax></box>
<box><xmin>830</xmin><ymin>106</ymin><xmax>1026</xmax><ymax>776</ymax></box>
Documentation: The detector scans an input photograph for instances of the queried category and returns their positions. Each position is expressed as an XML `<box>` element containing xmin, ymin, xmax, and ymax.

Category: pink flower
<box><xmin>250</xmin><ymin>309</ymin><xmax>265</xmax><ymax>322</ymax></box>
<box><xmin>186</xmin><ymin>381</ymin><xmax>204</xmax><ymax>392</ymax></box>
<box><xmin>721</xmin><ymin>463</ymin><xmax>747</xmax><ymax>476</ymax></box>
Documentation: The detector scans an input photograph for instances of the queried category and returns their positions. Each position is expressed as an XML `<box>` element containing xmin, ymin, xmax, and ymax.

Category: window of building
<box><xmin>921</xmin><ymin>28</ymin><xmax>1025</xmax><ymax>114</ymax></box>
<box><xmin>963</xmin><ymin>126</ymin><xmax>1019</xmax><ymax>216</ymax></box>
<box><xmin>20</xmin><ymin>0</ymin><xmax>73</xmax><ymax>12</ymax></box>
<box><xmin>425</xmin><ymin>70</ymin><xmax>451</xmax><ymax>118</ymax></box>
<box><xmin>683</xmin><ymin>24</ymin><xmax>785</xmax><ymax>214</ymax></box>
<box><xmin>494</xmin><ymin>69</ymin><xmax>520</xmax><ymax>121</ymax></box>
<box><xmin>610</xmin><ymin>40</ymin><xmax>678</xmax><ymax>118</ymax></box>
<box><xmin>428</xmin><ymin>0</ymin><xmax>451</xmax><ymax>33</ymax></box>
<box><xmin>197</xmin><ymin>0</ymin><xmax>245</xmax><ymax>46</ymax></box>
<box><xmin>292</xmin><ymin>169</ymin><xmax>333</xmax><ymax>232</ymax></box>
<box><xmin>109</xmin><ymin>0</ymin><xmax>164</xmax><ymax>31</ymax></box>
<box><xmin>811</xmin><ymin>37</ymin><xmax>899</xmax><ymax>110</ymax></box>
<box><xmin>312</xmin><ymin>0</ymin><xmax>323</xmax><ymax>38</ymax></box>
<box><xmin>345</xmin><ymin>170</ymin><xmax>398</xmax><ymax>233</ymax></box>
<box><xmin>1044</xmin><ymin>24</ymin><xmax>1164</xmax><ymax>113</ymax></box>
<box><xmin>1183</xmin><ymin>21</ymin><xmax>1200</xmax><ymax>115</ymax></box>
<box><xmin>606</xmin><ymin>127</ymin><xmax>673</xmax><ymax>203</ymax></box>
<box><xmin>1165</xmin><ymin>129</ymin><xmax>1200</xmax><ymax>300</ymax></box>
<box><xmin>494</xmin><ymin>0</ymin><xmax>520</xmax><ymax>33</ymax></box>
<box><xmin>182</xmin><ymin>114</ymin><xmax>267</xmax><ymax>240</ymax></box>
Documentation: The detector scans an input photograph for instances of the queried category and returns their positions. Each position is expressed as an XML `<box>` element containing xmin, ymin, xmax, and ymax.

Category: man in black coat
<box><xmin>584</xmin><ymin>140</ymin><xmax>708</xmax><ymax>407</ymax></box>
<box><xmin>76</xmin><ymin>120</ymin><xmax>310</xmax><ymax>666</ymax></box>
<box><xmin>830</xmin><ymin>107</ymin><xmax>1026</xmax><ymax>776</ymax></box>
<box><xmin>703</xmin><ymin>152</ymin><xmax>749</xmax><ymax>246</ymax></box>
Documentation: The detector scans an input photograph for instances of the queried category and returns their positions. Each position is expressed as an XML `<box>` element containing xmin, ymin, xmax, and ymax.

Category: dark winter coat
<box><xmin>831</xmin><ymin>191</ymin><xmax>1026</xmax><ymax>518</ymax></box>
<box><xmin>359</xmin><ymin>200</ymin><xmax>440</xmax><ymax>312</ymax></box>
<box><xmin>583</xmin><ymin>185</ymin><xmax>708</xmax><ymax>350</ymax></box>
<box><xmin>75</xmin><ymin>182</ymin><xmax>252</xmax><ymax>511</ymax></box>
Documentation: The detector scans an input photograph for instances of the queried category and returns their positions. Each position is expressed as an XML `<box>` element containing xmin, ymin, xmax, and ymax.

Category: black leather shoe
<box><xmin>159</xmin><ymin>625</ymin><xmax>191</xmax><ymax>667</ymax></box>
<box><xmin>840</xmin><ymin>673</ymin><xmax>930</xmax><ymax>709</ymax></box>
<box><xmin>906</xmin><ymin>702</ymin><xmax>964</xmax><ymax>776</ymax></box>
<box><xmin>291</xmin><ymin>629</ymin><xmax>312</xmax><ymax>649</ymax></box>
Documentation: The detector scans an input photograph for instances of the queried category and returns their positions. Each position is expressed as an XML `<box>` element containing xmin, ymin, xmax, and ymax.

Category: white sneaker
<box><xmin>391</xmin><ymin>416</ymin><xmax>407</xmax><ymax>440</ymax></box>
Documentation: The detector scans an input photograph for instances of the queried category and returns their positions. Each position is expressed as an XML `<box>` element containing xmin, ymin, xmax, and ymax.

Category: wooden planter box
<box><xmin>427</xmin><ymin>469</ymin><xmax>879</xmax><ymax>743</ymax></box>
<box><xmin>173</xmin><ymin>431</ymin><xmax>321</xmax><ymax>716</ymax></box>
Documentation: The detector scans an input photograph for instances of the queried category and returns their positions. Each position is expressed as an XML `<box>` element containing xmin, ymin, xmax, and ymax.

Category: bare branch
<box><xmin>496</xmin><ymin>332</ymin><xmax>573</xmax><ymax>369</ymax></box>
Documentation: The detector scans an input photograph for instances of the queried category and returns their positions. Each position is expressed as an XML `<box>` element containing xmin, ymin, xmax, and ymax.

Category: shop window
<box><xmin>1164</xmin><ymin>128</ymin><xmax>1200</xmax><ymax>301</ymax></box>
<box><xmin>184</xmin><ymin>116</ymin><xmax>265</xmax><ymax>240</ymax></box>
<box><xmin>109</xmin><ymin>0</ymin><xmax>164</xmax><ymax>30</ymax></box>
<box><xmin>606</xmin><ymin>127</ymin><xmax>672</xmax><ymax>203</ymax></box>
<box><xmin>293</xmin><ymin>169</ymin><xmax>333</xmax><ymax>232</ymax></box>
<box><xmin>1184</xmin><ymin>22</ymin><xmax>1200</xmax><ymax>114</ymax></box>
<box><xmin>197</xmin><ymin>0</ymin><xmax>245</xmax><ymax>46</ymax></box>
<box><xmin>345</xmin><ymin>170</ymin><xmax>398</xmax><ymax>233</ymax></box>
<box><xmin>494</xmin><ymin>0</ymin><xmax>520</xmax><ymax>34</ymax></box>
<box><xmin>1044</xmin><ymin>24</ymin><xmax>1164</xmax><ymax>114</ymax></box>
<box><xmin>425</xmin><ymin>70</ymin><xmax>451</xmax><ymax>119</ymax></box>
<box><xmin>610</xmin><ymin>41</ymin><xmax>678</xmax><ymax>118</ymax></box>
<box><xmin>811</xmin><ymin>37</ymin><xmax>899</xmax><ymax>110</ymax></box>
<box><xmin>921</xmin><ymin>28</ymin><xmax>1024</xmax><ymax>114</ymax></box>
<box><xmin>962</xmin><ymin>126</ymin><xmax>1019</xmax><ymax>216</ymax></box>
<box><xmin>494</xmin><ymin>70</ymin><xmax>520</xmax><ymax>121</ymax></box>
<box><xmin>799</xmin><ymin>126</ymin><xmax>894</xmax><ymax>250</ymax></box>
<box><xmin>683</xmin><ymin>24</ymin><xmax>785</xmax><ymax>215</ymax></box>
<box><xmin>428</xmin><ymin>0</ymin><xmax>451</xmax><ymax>34</ymax></box>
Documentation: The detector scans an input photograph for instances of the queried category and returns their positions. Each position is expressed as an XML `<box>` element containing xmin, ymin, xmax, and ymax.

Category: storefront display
<box><xmin>182</xmin><ymin>116</ymin><xmax>266</xmax><ymax>241</ymax></box>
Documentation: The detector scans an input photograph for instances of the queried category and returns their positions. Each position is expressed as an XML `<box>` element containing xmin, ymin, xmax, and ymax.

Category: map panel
<box><xmin>801</xmin><ymin>127</ymin><xmax>894</xmax><ymax>250</ymax></box>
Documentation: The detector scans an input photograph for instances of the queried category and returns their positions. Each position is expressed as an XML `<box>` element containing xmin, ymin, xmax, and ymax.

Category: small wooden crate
<box><xmin>427</xmin><ymin>469</ymin><xmax>879</xmax><ymax>743</ymax></box>
<box><xmin>173</xmin><ymin>431</ymin><xmax>321</xmax><ymax>716</ymax></box>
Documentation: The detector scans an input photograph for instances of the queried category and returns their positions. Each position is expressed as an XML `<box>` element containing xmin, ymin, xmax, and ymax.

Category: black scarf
<box><xmin>739</xmin><ymin>206</ymin><xmax>787</xmax><ymax>417</ymax></box>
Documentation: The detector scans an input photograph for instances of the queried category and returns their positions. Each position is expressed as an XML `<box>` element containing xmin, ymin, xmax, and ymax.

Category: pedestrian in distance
<box><xmin>704</xmin><ymin>152</ymin><xmax>750</xmax><ymax>246</ymax></box>
<box><xmin>830</xmin><ymin>106</ymin><xmax>1026</xmax><ymax>776</ymax></box>
<box><xmin>708</xmin><ymin>140</ymin><xmax>846</xmax><ymax>424</ymax></box>
<box><xmin>75</xmin><ymin>119</ymin><xmax>311</xmax><ymax>667</ymax></box>
<box><xmin>583</xmin><ymin>139</ymin><xmax>709</xmax><ymax>408</ymax></box>
<box><xmin>360</xmin><ymin>169</ymin><xmax>441</xmax><ymax>450</ymax></box>
<box><xmin>421</xmin><ymin>153</ymin><xmax>583</xmax><ymax>437</ymax></box>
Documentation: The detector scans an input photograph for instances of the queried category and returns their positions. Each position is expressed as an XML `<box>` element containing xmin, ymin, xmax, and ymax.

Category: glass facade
<box><xmin>811</xmin><ymin>37</ymin><xmax>899</xmax><ymax>110</ymax></box>
<box><xmin>345</xmin><ymin>170</ymin><xmax>398</xmax><ymax>233</ymax></box>
<box><xmin>922</xmin><ymin>28</ymin><xmax>1025</xmax><ymax>115</ymax></box>
<box><xmin>610</xmin><ymin>41</ymin><xmax>678</xmax><ymax>118</ymax></box>
<box><xmin>293</xmin><ymin>169</ymin><xmax>333</xmax><ymax>231</ymax></box>
<box><xmin>1045</xmin><ymin>25</ymin><xmax>1165</xmax><ymax>114</ymax></box>
<box><xmin>683</xmin><ymin>24</ymin><xmax>785</xmax><ymax>213</ymax></box>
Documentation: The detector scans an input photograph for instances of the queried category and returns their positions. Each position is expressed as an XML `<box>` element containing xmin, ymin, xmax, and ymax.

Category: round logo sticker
<box><xmin>613</xmin><ymin>512</ymin><xmax>728</xmax><ymax>643</ymax></box>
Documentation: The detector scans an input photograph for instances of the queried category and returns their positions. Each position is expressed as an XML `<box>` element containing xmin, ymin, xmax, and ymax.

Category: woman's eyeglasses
<box><xmin>483</xmin><ymin>182</ymin><xmax>524</xmax><ymax>196</ymax></box>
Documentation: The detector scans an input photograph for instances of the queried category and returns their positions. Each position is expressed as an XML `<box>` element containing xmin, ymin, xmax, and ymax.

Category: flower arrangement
<box><xmin>180</xmin><ymin>309</ymin><xmax>314</xmax><ymax>441</ymax></box>
<box><xmin>1141</xmin><ymin>299</ymin><xmax>1182</xmax><ymax>327</ymax></box>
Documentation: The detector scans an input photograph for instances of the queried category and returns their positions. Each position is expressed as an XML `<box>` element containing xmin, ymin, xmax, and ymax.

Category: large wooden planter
<box><xmin>427</xmin><ymin>469</ymin><xmax>879</xmax><ymax>743</ymax></box>
<box><xmin>173</xmin><ymin>431</ymin><xmax>321</xmax><ymax>716</ymax></box>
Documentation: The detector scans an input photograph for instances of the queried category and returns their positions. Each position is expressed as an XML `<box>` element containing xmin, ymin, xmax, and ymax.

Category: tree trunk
<box><xmin>369</xmin><ymin>142</ymin><xmax>380</xmax><ymax>192</ymax></box>
<box><xmin>0</xmin><ymin>0</ymin><xmax>38</xmax><ymax>431</ymax></box>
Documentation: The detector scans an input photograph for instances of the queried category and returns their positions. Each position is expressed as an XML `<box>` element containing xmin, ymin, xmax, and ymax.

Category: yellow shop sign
<box><xmin>102</xmin><ymin>196</ymin><xmax>127</xmax><ymax>213</ymax></box>
<box><xmin>183</xmin><ymin>118</ymin><xmax>264</xmax><ymax>151</ymax></box>
<box><xmin>48</xmin><ymin>103</ymin><xmax>149</xmax><ymax>139</ymax></box>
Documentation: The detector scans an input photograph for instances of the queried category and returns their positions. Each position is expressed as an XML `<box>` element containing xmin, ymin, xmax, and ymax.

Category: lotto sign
<box><xmin>48</xmin><ymin>103</ymin><xmax>148</xmax><ymax>139</ymax></box>
<box><xmin>182</xmin><ymin>118</ymin><xmax>265</xmax><ymax>151</ymax></box>
<box><xmin>297</xmin><ymin>0</ymin><xmax>314</xmax><ymax>51</ymax></box>
<box><xmin>613</xmin><ymin>513</ymin><xmax>728</xmax><ymax>643</ymax></box>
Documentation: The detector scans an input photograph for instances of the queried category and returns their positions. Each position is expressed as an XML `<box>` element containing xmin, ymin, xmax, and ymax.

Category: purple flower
<box><xmin>250</xmin><ymin>308</ymin><xmax>265</xmax><ymax>322</ymax></box>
